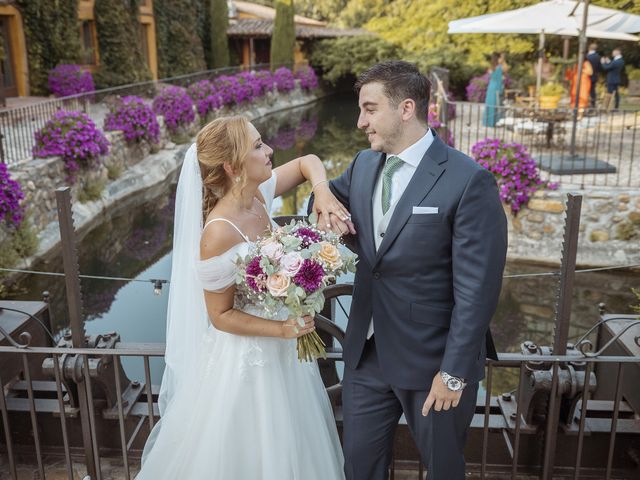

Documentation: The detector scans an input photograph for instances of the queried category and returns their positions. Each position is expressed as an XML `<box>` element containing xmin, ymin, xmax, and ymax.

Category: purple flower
<box><xmin>245</xmin><ymin>256</ymin><xmax>267</xmax><ymax>292</ymax></box>
<box><xmin>273</xmin><ymin>67</ymin><xmax>296</xmax><ymax>92</ymax></box>
<box><xmin>293</xmin><ymin>259</ymin><xmax>325</xmax><ymax>293</ymax></box>
<box><xmin>427</xmin><ymin>103</ymin><xmax>455</xmax><ymax>147</ymax></box>
<box><xmin>471</xmin><ymin>138</ymin><xmax>555</xmax><ymax>214</ymax></box>
<box><xmin>294</xmin><ymin>66</ymin><xmax>318</xmax><ymax>90</ymax></box>
<box><xmin>152</xmin><ymin>86</ymin><xmax>195</xmax><ymax>133</ymax></box>
<box><xmin>33</xmin><ymin>110</ymin><xmax>110</xmax><ymax>182</ymax></box>
<box><xmin>104</xmin><ymin>96</ymin><xmax>160</xmax><ymax>144</ymax></box>
<box><xmin>466</xmin><ymin>72</ymin><xmax>513</xmax><ymax>102</ymax></box>
<box><xmin>294</xmin><ymin>226</ymin><xmax>321</xmax><ymax>248</ymax></box>
<box><xmin>0</xmin><ymin>163</ymin><xmax>25</xmax><ymax>227</ymax></box>
<box><xmin>187</xmin><ymin>80</ymin><xmax>223</xmax><ymax>118</ymax></box>
<box><xmin>48</xmin><ymin>64</ymin><xmax>95</xmax><ymax>97</ymax></box>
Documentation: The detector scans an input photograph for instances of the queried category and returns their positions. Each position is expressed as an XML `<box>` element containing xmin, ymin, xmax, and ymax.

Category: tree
<box><xmin>271</xmin><ymin>0</ymin><xmax>296</xmax><ymax>67</ymax></box>
<box><xmin>210</xmin><ymin>0</ymin><xmax>230</xmax><ymax>68</ymax></box>
<box><xmin>94</xmin><ymin>0</ymin><xmax>151</xmax><ymax>88</ymax></box>
<box><xmin>154</xmin><ymin>0</ymin><xmax>207</xmax><ymax>78</ymax></box>
<box><xmin>16</xmin><ymin>0</ymin><xmax>83</xmax><ymax>95</ymax></box>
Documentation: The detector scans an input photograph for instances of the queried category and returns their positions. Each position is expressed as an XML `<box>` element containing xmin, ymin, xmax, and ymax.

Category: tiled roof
<box><xmin>233</xmin><ymin>1</ymin><xmax>326</xmax><ymax>27</ymax></box>
<box><xmin>227</xmin><ymin>19</ymin><xmax>369</xmax><ymax>39</ymax></box>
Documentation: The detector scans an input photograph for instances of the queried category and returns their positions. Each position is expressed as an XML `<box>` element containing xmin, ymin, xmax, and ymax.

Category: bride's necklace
<box><xmin>242</xmin><ymin>197</ymin><xmax>264</xmax><ymax>220</ymax></box>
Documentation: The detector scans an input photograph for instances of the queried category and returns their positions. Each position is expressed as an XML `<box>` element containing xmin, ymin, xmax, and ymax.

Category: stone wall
<box><xmin>507</xmin><ymin>188</ymin><xmax>640</xmax><ymax>267</ymax></box>
<box><xmin>5</xmin><ymin>85</ymin><xmax>320</xmax><ymax>264</ymax></box>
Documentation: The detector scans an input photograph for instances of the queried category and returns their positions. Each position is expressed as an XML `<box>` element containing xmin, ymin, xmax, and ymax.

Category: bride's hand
<box><xmin>312</xmin><ymin>183</ymin><xmax>356</xmax><ymax>235</ymax></box>
<box><xmin>281</xmin><ymin>315</ymin><xmax>315</xmax><ymax>339</ymax></box>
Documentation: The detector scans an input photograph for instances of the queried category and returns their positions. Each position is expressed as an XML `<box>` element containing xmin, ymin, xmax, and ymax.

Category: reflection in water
<box><xmin>6</xmin><ymin>94</ymin><xmax>638</xmax><ymax>387</ymax></box>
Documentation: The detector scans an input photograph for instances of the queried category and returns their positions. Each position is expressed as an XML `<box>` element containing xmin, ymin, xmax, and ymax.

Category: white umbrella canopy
<box><xmin>448</xmin><ymin>0</ymin><xmax>640</xmax><ymax>37</ymax></box>
<box><xmin>448</xmin><ymin>0</ymin><xmax>640</xmax><ymax>97</ymax></box>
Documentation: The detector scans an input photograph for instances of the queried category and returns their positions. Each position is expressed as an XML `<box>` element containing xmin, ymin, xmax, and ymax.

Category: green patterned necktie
<box><xmin>381</xmin><ymin>155</ymin><xmax>404</xmax><ymax>215</ymax></box>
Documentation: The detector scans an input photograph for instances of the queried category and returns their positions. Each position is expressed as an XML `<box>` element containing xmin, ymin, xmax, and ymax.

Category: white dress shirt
<box><xmin>367</xmin><ymin>129</ymin><xmax>434</xmax><ymax>338</ymax></box>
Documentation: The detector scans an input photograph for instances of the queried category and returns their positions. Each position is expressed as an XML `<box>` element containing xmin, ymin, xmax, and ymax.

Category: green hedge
<box><xmin>94</xmin><ymin>0</ymin><xmax>151</xmax><ymax>88</ymax></box>
<box><xmin>154</xmin><ymin>0</ymin><xmax>206</xmax><ymax>78</ymax></box>
<box><xmin>209</xmin><ymin>0</ymin><xmax>230</xmax><ymax>68</ymax></box>
<box><xmin>271</xmin><ymin>0</ymin><xmax>295</xmax><ymax>67</ymax></box>
<box><xmin>16</xmin><ymin>0</ymin><xmax>83</xmax><ymax>95</ymax></box>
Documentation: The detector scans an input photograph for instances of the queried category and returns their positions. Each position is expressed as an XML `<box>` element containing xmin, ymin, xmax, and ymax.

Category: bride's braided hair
<box><xmin>196</xmin><ymin>116</ymin><xmax>252</xmax><ymax>222</ymax></box>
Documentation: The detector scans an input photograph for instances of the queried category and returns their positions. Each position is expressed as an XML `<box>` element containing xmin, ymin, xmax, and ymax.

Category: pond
<box><xmin>6</xmin><ymin>93</ymin><xmax>639</xmax><ymax>392</ymax></box>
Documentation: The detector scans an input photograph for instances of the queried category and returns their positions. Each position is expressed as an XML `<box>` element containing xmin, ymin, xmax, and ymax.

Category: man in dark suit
<box><xmin>586</xmin><ymin>43</ymin><xmax>601</xmax><ymax>108</ymax></box>
<box><xmin>602</xmin><ymin>48</ymin><xmax>625</xmax><ymax>109</ymax></box>
<box><xmin>322</xmin><ymin>61</ymin><xmax>507</xmax><ymax>479</ymax></box>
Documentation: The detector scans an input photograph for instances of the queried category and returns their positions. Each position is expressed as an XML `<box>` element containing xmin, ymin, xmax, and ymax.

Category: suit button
<box><xmin>380</xmin><ymin>232</ymin><xmax>385</xmax><ymax>237</ymax></box>
<box><xmin>373</xmin><ymin>272</ymin><xmax>380</xmax><ymax>279</ymax></box>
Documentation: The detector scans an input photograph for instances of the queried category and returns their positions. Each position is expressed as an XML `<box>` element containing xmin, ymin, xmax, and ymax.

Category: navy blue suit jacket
<box><xmin>587</xmin><ymin>52</ymin><xmax>601</xmax><ymax>81</ymax></box>
<box><xmin>328</xmin><ymin>131</ymin><xmax>508</xmax><ymax>389</ymax></box>
<box><xmin>602</xmin><ymin>57</ymin><xmax>625</xmax><ymax>85</ymax></box>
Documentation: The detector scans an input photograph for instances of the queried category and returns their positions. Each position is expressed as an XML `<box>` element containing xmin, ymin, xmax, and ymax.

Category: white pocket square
<box><xmin>412</xmin><ymin>206</ymin><xmax>439</xmax><ymax>214</ymax></box>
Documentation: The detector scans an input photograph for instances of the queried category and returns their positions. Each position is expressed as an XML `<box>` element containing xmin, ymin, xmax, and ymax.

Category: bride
<box><xmin>136</xmin><ymin>115</ymin><xmax>350</xmax><ymax>479</ymax></box>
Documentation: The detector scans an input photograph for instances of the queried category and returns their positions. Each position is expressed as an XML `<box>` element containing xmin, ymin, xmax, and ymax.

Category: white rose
<box><xmin>260</xmin><ymin>241</ymin><xmax>284</xmax><ymax>262</ymax></box>
<box><xmin>281</xmin><ymin>251</ymin><xmax>303</xmax><ymax>277</ymax></box>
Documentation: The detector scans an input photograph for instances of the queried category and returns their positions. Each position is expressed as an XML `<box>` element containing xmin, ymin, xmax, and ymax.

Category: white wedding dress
<box><xmin>136</xmin><ymin>171</ymin><xmax>345</xmax><ymax>479</ymax></box>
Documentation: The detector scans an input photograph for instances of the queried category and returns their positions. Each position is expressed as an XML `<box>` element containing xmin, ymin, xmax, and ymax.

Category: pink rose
<box><xmin>260</xmin><ymin>240</ymin><xmax>284</xmax><ymax>262</ymax></box>
<box><xmin>281</xmin><ymin>251</ymin><xmax>303</xmax><ymax>277</ymax></box>
<box><xmin>266</xmin><ymin>273</ymin><xmax>290</xmax><ymax>297</ymax></box>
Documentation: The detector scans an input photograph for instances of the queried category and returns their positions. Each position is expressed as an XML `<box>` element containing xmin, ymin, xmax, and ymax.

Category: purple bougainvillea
<box><xmin>471</xmin><ymin>138</ymin><xmax>558</xmax><ymax>214</ymax></box>
<box><xmin>152</xmin><ymin>86</ymin><xmax>196</xmax><ymax>133</ymax></box>
<box><xmin>294</xmin><ymin>66</ymin><xmax>319</xmax><ymax>90</ymax></box>
<box><xmin>273</xmin><ymin>67</ymin><xmax>296</xmax><ymax>92</ymax></box>
<box><xmin>48</xmin><ymin>64</ymin><xmax>95</xmax><ymax>97</ymax></box>
<box><xmin>0</xmin><ymin>163</ymin><xmax>25</xmax><ymax>227</ymax></box>
<box><xmin>33</xmin><ymin>111</ymin><xmax>110</xmax><ymax>181</ymax></box>
<box><xmin>187</xmin><ymin>80</ymin><xmax>223</xmax><ymax>118</ymax></box>
<box><xmin>104</xmin><ymin>96</ymin><xmax>160</xmax><ymax>144</ymax></box>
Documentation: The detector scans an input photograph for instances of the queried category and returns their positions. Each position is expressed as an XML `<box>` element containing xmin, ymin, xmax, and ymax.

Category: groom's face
<box><xmin>357</xmin><ymin>82</ymin><xmax>403</xmax><ymax>153</ymax></box>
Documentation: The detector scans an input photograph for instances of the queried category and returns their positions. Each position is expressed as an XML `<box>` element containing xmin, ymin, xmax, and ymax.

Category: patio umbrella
<box><xmin>448</xmin><ymin>0</ymin><xmax>640</xmax><ymax>95</ymax></box>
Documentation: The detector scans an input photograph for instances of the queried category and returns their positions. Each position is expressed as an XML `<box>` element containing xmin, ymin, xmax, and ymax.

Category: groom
<box><xmin>323</xmin><ymin>61</ymin><xmax>507</xmax><ymax>479</ymax></box>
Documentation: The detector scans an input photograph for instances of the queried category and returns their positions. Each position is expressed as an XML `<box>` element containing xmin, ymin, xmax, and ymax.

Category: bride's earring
<box><xmin>235</xmin><ymin>177</ymin><xmax>241</xmax><ymax>183</ymax></box>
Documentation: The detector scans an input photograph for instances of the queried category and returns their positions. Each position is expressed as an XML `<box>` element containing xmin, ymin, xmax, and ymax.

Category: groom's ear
<box><xmin>400</xmin><ymin>98</ymin><xmax>417</xmax><ymax>121</ymax></box>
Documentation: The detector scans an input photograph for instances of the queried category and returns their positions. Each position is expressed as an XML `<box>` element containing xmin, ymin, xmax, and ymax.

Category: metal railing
<box><xmin>0</xmin><ymin>62</ymin><xmax>294</xmax><ymax>167</ymax></box>
<box><xmin>0</xmin><ymin>323</ymin><xmax>638</xmax><ymax>479</ymax></box>
<box><xmin>431</xmin><ymin>79</ymin><xmax>640</xmax><ymax>189</ymax></box>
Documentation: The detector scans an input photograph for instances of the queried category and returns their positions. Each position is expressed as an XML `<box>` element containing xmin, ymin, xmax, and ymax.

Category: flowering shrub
<box><xmin>0</xmin><ymin>163</ymin><xmax>25</xmax><ymax>227</ymax></box>
<box><xmin>273</xmin><ymin>67</ymin><xmax>296</xmax><ymax>92</ymax></box>
<box><xmin>187</xmin><ymin>80</ymin><xmax>223</xmax><ymax>118</ymax></box>
<box><xmin>48</xmin><ymin>64</ymin><xmax>95</xmax><ymax>97</ymax></box>
<box><xmin>295</xmin><ymin>66</ymin><xmax>318</xmax><ymax>90</ymax></box>
<box><xmin>466</xmin><ymin>72</ymin><xmax>512</xmax><ymax>102</ymax></box>
<box><xmin>152</xmin><ymin>86</ymin><xmax>195</xmax><ymax>133</ymax></box>
<box><xmin>33</xmin><ymin>111</ymin><xmax>110</xmax><ymax>179</ymax></box>
<box><xmin>427</xmin><ymin>103</ymin><xmax>454</xmax><ymax>147</ymax></box>
<box><xmin>213</xmin><ymin>75</ymin><xmax>245</xmax><ymax>105</ymax></box>
<box><xmin>471</xmin><ymin>138</ymin><xmax>558</xmax><ymax>214</ymax></box>
<box><xmin>104</xmin><ymin>96</ymin><xmax>160</xmax><ymax>144</ymax></box>
<box><xmin>253</xmin><ymin>70</ymin><xmax>276</xmax><ymax>94</ymax></box>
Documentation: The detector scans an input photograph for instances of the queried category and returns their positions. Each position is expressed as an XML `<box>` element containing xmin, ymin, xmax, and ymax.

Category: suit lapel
<box><xmin>374</xmin><ymin>133</ymin><xmax>448</xmax><ymax>264</ymax></box>
<box><xmin>356</xmin><ymin>151</ymin><xmax>385</xmax><ymax>266</ymax></box>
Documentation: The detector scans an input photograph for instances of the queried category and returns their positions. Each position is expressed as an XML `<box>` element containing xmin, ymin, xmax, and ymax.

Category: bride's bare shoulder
<box><xmin>200</xmin><ymin>217</ymin><xmax>246</xmax><ymax>261</ymax></box>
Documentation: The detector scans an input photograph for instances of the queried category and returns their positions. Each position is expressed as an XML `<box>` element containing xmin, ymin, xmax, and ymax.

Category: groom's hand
<box><xmin>422</xmin><ymin>371</ymin><xmax>463</xmax><ymax>416</ymax></box>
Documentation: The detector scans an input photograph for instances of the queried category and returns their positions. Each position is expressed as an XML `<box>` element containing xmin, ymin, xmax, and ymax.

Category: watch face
<box><xmin>447</xmin><ymin>378</ymin><xmax>462</xmax><ymax>391</ymax></box>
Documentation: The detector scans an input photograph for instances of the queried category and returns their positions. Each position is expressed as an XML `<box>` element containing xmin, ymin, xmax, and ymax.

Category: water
<box><xmin>6</xmin><ymin>93</ymin><xmax>639</xmax><ymax>389</ymax></box>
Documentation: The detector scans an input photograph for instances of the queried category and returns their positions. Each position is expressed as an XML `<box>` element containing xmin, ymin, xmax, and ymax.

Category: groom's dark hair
<box><xmin>355</xmin><ymin>61</ymin><xmax>431</xmax><ymax>122</ymax></box>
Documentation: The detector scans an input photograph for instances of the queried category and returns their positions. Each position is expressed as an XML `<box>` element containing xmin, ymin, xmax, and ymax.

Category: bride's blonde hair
<box><xmin>196</xmin><ymin>115</ymin><xmax>252</xmax><ymax>221</ymax></box>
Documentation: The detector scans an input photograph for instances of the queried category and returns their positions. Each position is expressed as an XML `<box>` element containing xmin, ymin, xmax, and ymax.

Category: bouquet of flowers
<box><xmin>236</xmin><ymin>214</ymin><xmax>357</xmax><ymax>361</ymax></box>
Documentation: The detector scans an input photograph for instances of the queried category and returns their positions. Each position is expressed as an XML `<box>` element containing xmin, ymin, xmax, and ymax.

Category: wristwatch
<box><xmin>440</xmin><ymin>371</ymin><xmax>466</xmax><ymax>392</ymax></box>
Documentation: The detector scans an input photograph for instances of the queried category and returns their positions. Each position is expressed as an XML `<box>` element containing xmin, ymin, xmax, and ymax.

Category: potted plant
<box><xmin>627</xmin><ymin>67</ymin><xmax>640</xmax><ymax>97</ymax></box>
<box><xmin>538</xmin><ymin>82</ymin><xmax>565</xmax><ymax>109</ymax></box>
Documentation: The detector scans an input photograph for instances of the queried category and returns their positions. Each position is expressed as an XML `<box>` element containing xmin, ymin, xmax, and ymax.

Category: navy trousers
<box><xmin>342</xmin><ymin>336</ymin><xmax>478</xmax><ymax>480</ymax></box>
